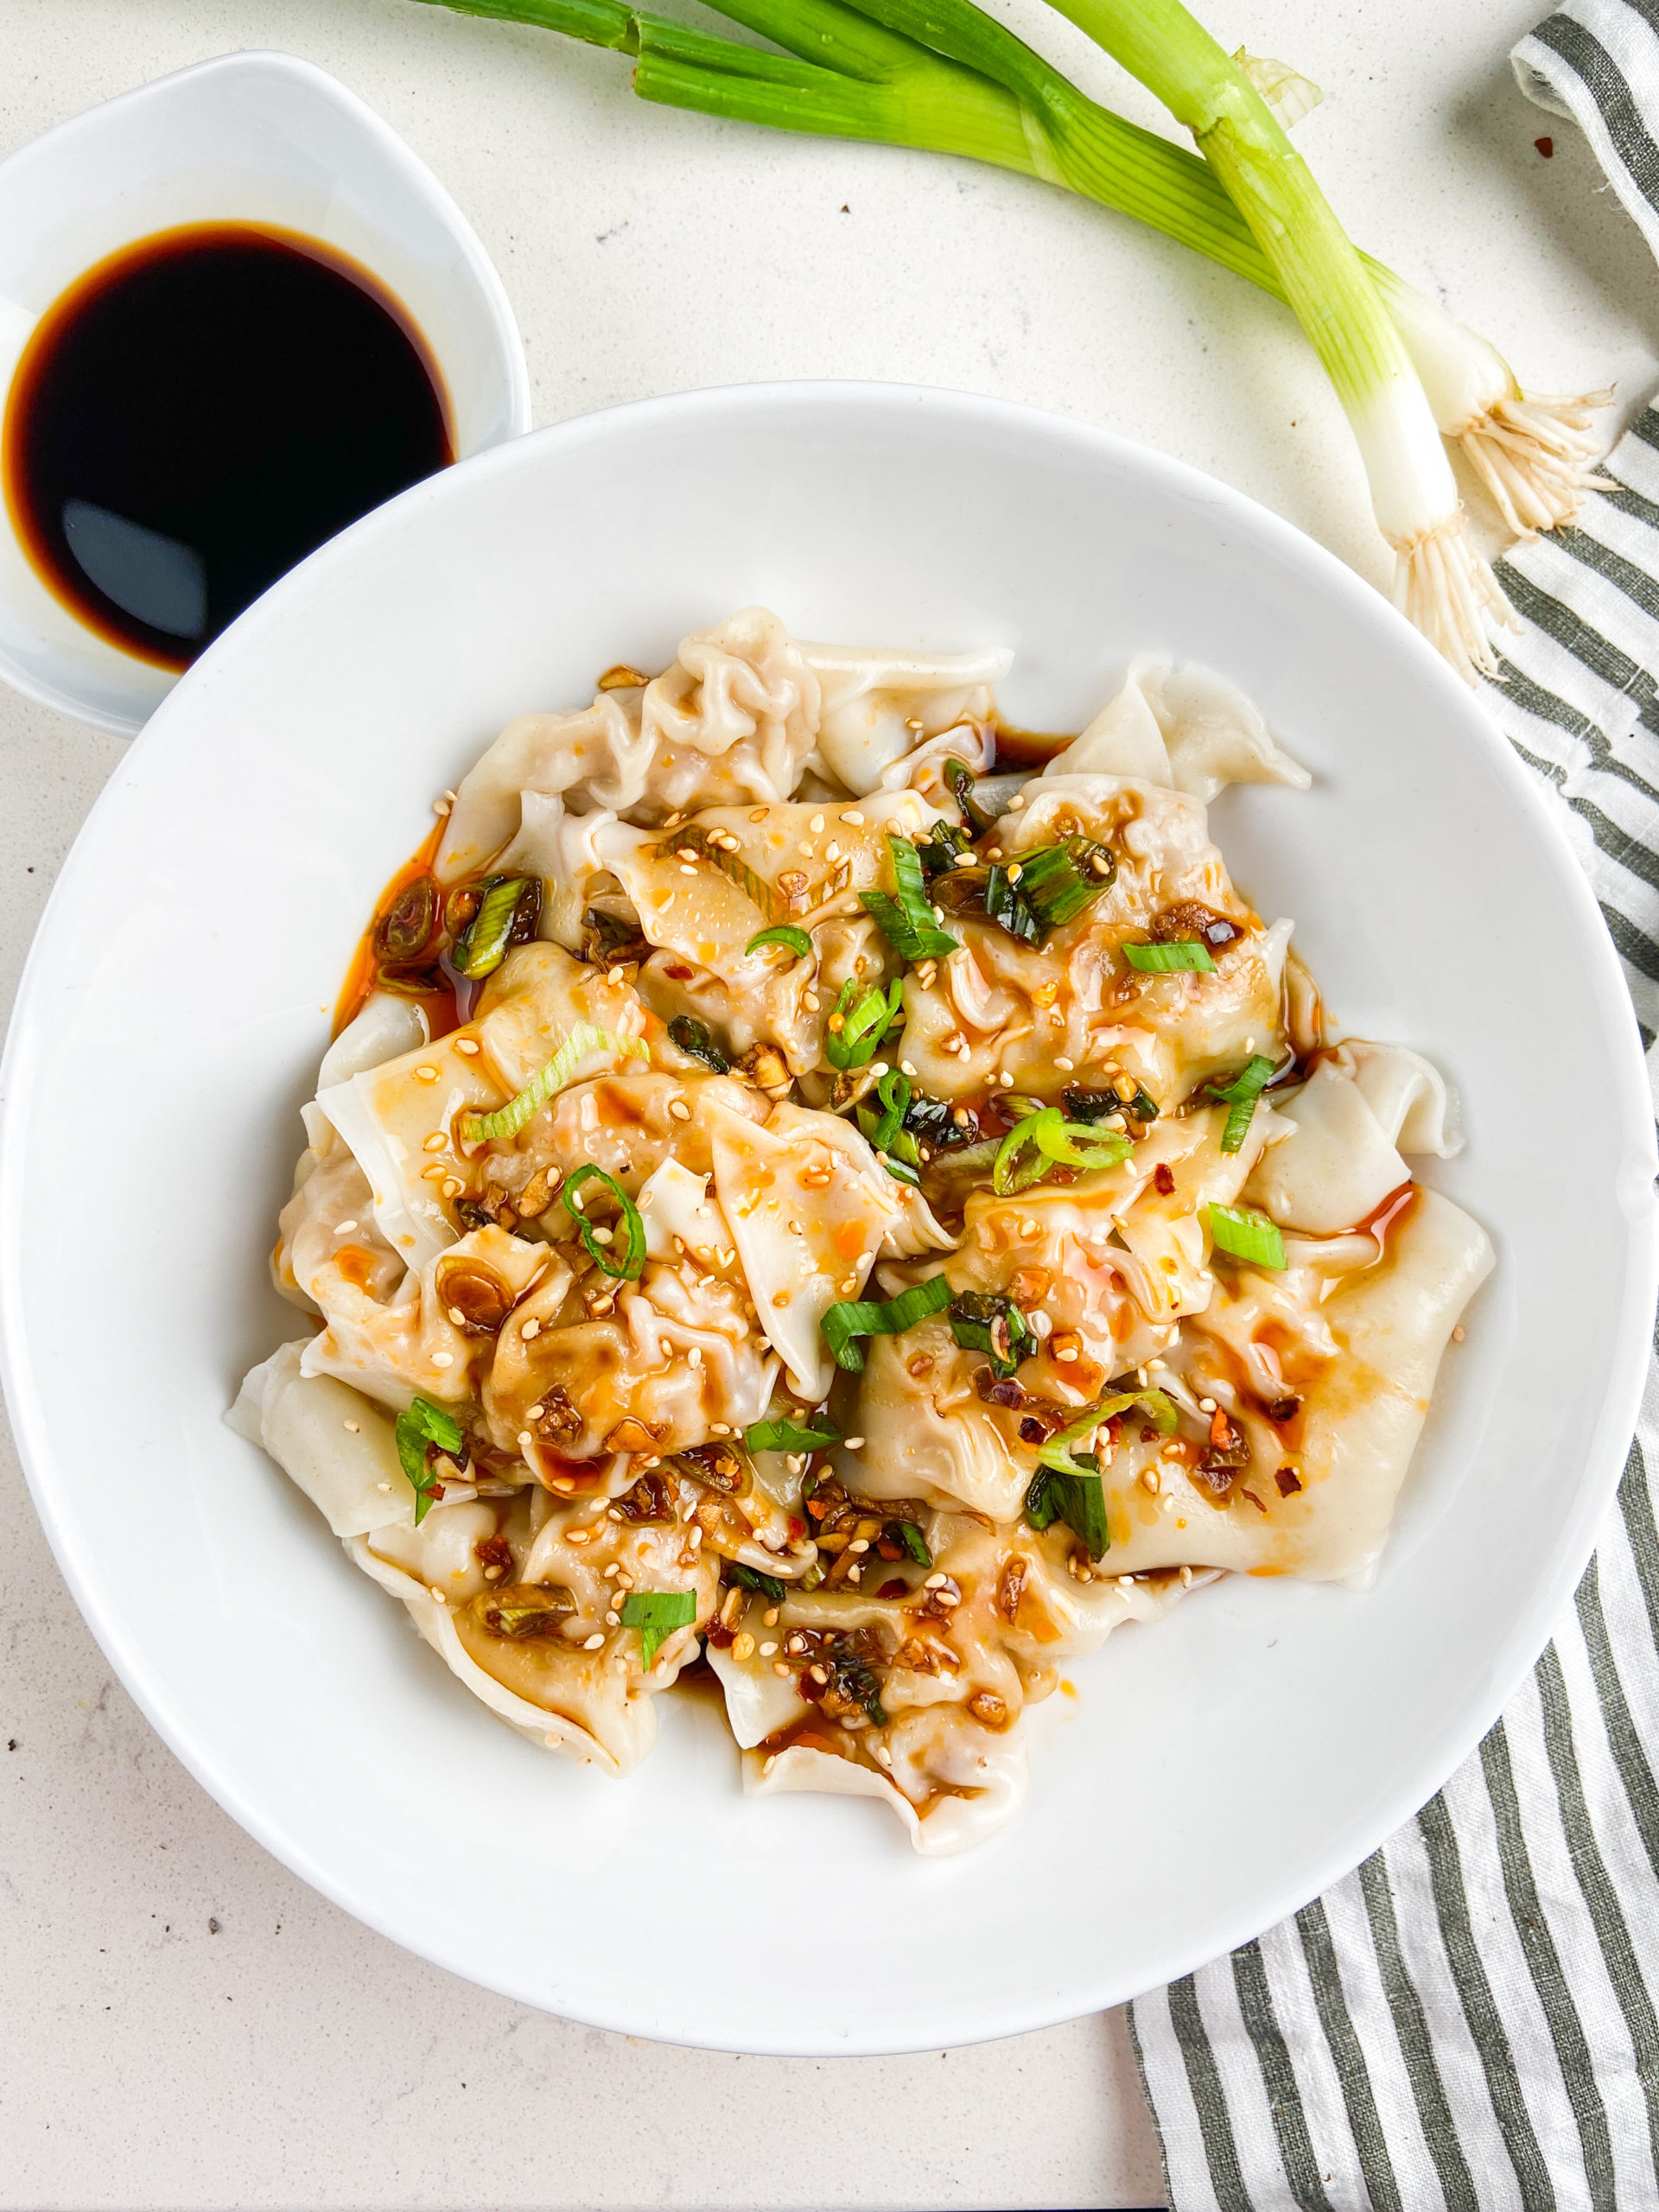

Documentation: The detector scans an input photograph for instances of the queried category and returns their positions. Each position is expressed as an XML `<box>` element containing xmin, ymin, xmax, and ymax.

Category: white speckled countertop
<box><xmin>0</xmin><ymin>1</ymin><xmax>1650</xmax><ymax>2203</ymax></box>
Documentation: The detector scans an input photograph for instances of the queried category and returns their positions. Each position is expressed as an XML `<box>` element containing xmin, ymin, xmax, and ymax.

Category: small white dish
<box><xmin>2</xmin><ymin>383</ymin><xmax>1653</xmax><ymax>2055</ymax></box>
<box><xmin>0</xmin><ymin>50</ymin><xmax>530</xmax><ymax>736</ymax></box>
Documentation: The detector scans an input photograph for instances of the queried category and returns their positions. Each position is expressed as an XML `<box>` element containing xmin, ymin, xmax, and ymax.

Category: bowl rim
<box><xmin>3</xmin><ymin>378</ymin><xmax>1655</xmax><ymax>2052</ymax></box>
<box><xmin>0</xmin><ymin>47</ymin><xmax>532</xmax><ymax>738</ymax></box>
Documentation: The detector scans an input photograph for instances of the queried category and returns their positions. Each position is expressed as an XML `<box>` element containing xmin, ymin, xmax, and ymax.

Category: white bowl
<box><xmin>0</xmin><ymin>50</ymin><xmax>530</xmax><ymax>736</ymax></box>
<box><xmin>3</xmin><ymin>384</ymin><xmax>1653</xmax><ymax>2055</ymax></box>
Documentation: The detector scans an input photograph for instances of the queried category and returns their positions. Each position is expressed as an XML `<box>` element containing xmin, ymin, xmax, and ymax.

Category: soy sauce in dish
<box><xmin>2</xmin><ymin>222</ymin><xmax>453</xmax><ymax>671</ymax></box>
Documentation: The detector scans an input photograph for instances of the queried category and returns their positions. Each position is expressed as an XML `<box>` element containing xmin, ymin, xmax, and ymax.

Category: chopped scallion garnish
<box><xmin>860</xmin><ymin>834</ymin><xmax>959</xmax><ymax>960</ymax></box>
<box><xmin>562</xmin><ymin>1163</ymin><xmax>646</xmax><ymax>1279</ymax></box>
<box><xmin>992</xmin><ymin>1108</ymin><xmax>1131</xmax><ymax>1195</ymax></box>
<box><xmin>1023</xmin><ymin>1458</ymin><xmax>1110</xmax><ymax>1558</ymax></box>
<box><xmin>728</xmin><ymin>1560</ymin><xmax>787</xmax><ymax>1602</ymax></box>
<box><xmin>984</xmin><ymin>837</ymin><xmax>1115</xmax><ymax>946</ymax></box>
<box><xmin>1205</xmin><ymin>1055</ymin><xmax>1277</xmax><ymax>1153</ymax></box>
<box><xmin>746</xmin><ymin>923</ymin><xmax>814</xmax><ymax>960</ymax></box>
<box><xmin>1207</xmin><ymin>1202</ymin><xmax>1287</xmax><ymax>1269</ymax></box>
<box><xmin>746</xmin><ymin>1414</ymin><xmax>841</xmax><ymax>1452</ymax></box>
<box><xmin>458</xmin><ymin>1024</ymin><xmax>648</xmax><ymax>1143</ymax></box>
<box><xmin>824</xmin><ymin>975</ymin><xmax>905</xmax><ymax>1071</ymax></box>
<box><xmin>947</xmin><ymin>758</ymin><xmax>989</xmax><ymax>834</ymax></box>
<box><xmin>820</xmin><ymin>1273</ymin><xmax>953</xmax><ymax>1372</ymax></box>
<box><xmin>453</xmin><ymin>874</ymin><xmax>538</xmax><ymax>980</ymax></box>
<box><xmin>949</xmin><ymin>1289</ymin><xmax>1034</xmax><ymax>1378</ymax></box>
<box><xmin>1122</xmin><ymin>938</ymin><xmax>1216</xmax><ymax>973</ymax></box>
<box><xmin>896</xmin><ymin>1519</ymin><xmax>933</xmax><ymax>1567</ymax></box>
<box><xmin>620</xmin><ymin>1588</ymin><xmax>698</xmax><ymax>1667</ymax></box>
<box><xmin>395</xmin><ymin>1395</ymin><xmax>465</xmax><ymax>1526</ymax></box>
<box><xmin>667</xmin><ymin>1014</ymin><xmax>730</xmax><ymax>1072</ymax></box>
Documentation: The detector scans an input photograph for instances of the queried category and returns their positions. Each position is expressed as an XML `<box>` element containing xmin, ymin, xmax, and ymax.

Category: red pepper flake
<box><xmin>1535</xmin><ymin>135</ymin><xmax>1554</xmax><ymax>158</ymax></box>
<box><xmin>878</xmin><ymin>1579</ymin><xmax>908</xmax><ymax>1599</ymax></box>
<box><xmin>1154</xmin><ymin>1162</ymin><xmax>1175</xmax><ymax>1197</ymax></box>
<box><xmin>1275</xmin><ymin>1465</ymin><xmax>1303</xmax><ymax>1497</ymax></box>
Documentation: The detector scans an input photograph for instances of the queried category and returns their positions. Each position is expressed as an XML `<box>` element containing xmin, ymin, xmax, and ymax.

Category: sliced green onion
<box><xmin>1032</xmin><ymin>1383</ymin><xmax>1177</xmax><ymax>1482</ymax></box>
<box><xmin>728</xmin><ymin>1560</ymin><xmax>787</xmax><ymax>1601</ymax></box>
<box><xmin>395</xmin><ymin>1395</ymin><xmax>465</xmax><ymax>1526</ymax></box>
<box><xmin>1023</xmin><ymin>1458</ymin><xmax>1109</xmax><ymax>1558</ymax></box>
<box><xmin>896</xmin><ymin>1519</ymin><xmax>933</xmax><ymax>1567</ymax></box>
<box><xmin>983</xmin><ymin>838</ymin><xmax>1114</xmax><ymax>947</ymax></box>
<box><xmin>947</xmin><ymin>758</ymin><xmax>990</xmax><ymax>834</ymax></box>
<box><xmin>747</xmin><ymin>923</ymin><xmax>814</xmax><ymax>960</ymax></box>
<box><xmin>453</xmin><ymin>874</ymin><xmax>537</xmax><ymax>980</ymax></box>
<box><xmin>655</xmin><ymin>823</ymin><xmax>782</xmax><ymax>918</ymax></box>
<box><xmin>854</xmin><ymin>1065</ymin><xmax>924</xmax><ymax>1182</ymax></box>
<box><xmin>820</xmin><ymin>1272</ymin><xmax>952</xmax><ymax>1372</ymax></box>
<box><xmin>824</xmin><ymin>975</ymin><xmax>905</xmax><ymax>1071</ymax></box>
<box><xmin>746</xmin><ymin>1414</ymin><xmax>841</xmax><ymax>1452</ymax></box>
<box><xmin>1205</xmin><ymin>1054</ymin><xmax>1277</xmax><ymax>1153</ymax></box>
<box><xmin>860</xmin><ymin>834</ymin><xmax>959</xmax><ymax>960</ymax></box>
<box><xmin>562</xmin><ymin>1164</ymin><xmax>646</xmax><ymax>1279</ymax></box>
<box><xmin>620</xmin><ymin>1588</ymin><xmax>698</xmax><ymax>1667</ymax></box>
<box><xmin>916</xmin><ymin>819</ymin><xmax>975</xmax><ymax>877</ymax></box>
<box><xmin>1207</xmin><ymin>1201</ymin><xmax>1287</xmax><ymax>1270</ymax></box>
<box><xmin>459</xmin><ymin>1024</ymin><xmax>648</xmax><ymax>1143</ymax></box>
<box><xmin>949</xmin><ymin>1289</ymin><xmax>1034</xmax><ymax>1378</ymax></box>
<box><xmin>666</xmin><ymin>1014</ymin><xmax>731</xmax><ymax>1072</ymax></box>
<box><xmin>992</xmin><ymin>1107</ymin><xmax>1131</xmax><ymax>1195</ymax></box>
<box><xmin>1122</xmin><ymin>938</ymin><xmax>1216</xmax><ymax>974</ymax></box>
<box><xmin>1063</xmin><ymin>1084</ymin><xmax>1158</xmax><ymax>1125</ymax></box>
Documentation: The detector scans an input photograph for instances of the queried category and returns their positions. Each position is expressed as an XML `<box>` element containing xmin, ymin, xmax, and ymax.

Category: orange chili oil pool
<box><xmin>3</xmin><ymin>222</ymin><xmax>452</xmax><ymax>670</ymax></box>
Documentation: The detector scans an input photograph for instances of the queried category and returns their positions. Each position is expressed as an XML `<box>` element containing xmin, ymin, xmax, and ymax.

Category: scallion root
<box><xmin>1390</xmin><ymin>518</ymin><xmax>1517</xmax><ymax>685</ymax></box>
<box><xmin>1457</xmin><ymin>391</ymin><xmax>1618</xmax><ymax>537</ymax></box>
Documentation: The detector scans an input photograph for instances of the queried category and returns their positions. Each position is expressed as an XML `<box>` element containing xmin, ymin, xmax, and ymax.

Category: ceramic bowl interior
<box><xmin>0</xmin><ymin>49</ymin><xmax>530</xmax><ymax>734</ymax></box>
<box><xmin>3</xmin><ymin>383</ymin><xmax>1653</xmax><ymax>2055</ymax></box>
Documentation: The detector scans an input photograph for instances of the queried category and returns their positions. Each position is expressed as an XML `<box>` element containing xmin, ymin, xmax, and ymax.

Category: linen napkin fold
<box><xmin>1128</xmin><ymin>13</ymin><xmax>1659</xmax><ymax>2204</ymax></box>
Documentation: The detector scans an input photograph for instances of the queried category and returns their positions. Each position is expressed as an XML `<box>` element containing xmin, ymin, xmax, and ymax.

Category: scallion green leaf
<box><xmin>948</xmin><ymin>1289</ymin><xmax>1033</xmax><ymax>1378</ymax></box>
<box><xmin>728</xmin><ymin>1560</ymin><xmax>786</xmax><ymax>1602</ymax></box>
<box><xmin>746</xmin><ymin>924</ymin><xmax>814</xmax><ymax>960</ymax></box>
<box><xmin>666</xmin><ymin>1014</ymin><xmax>730</xmax><ymax>1072</ymax></box>
<box><xmin>991</xmin><ymin>1108</ymin><xmax>1132</xmax><ymax>1195</ymax></box>
<box><xmin>820</xmin><ymin>1273</ymin><xmax>952</xmax><ymax>1372</ymax></box>
<box><xmin>896</xmin><ymin>1519</ymin><xmax>933</xmax><ymax>1567</ymax></box>
<box><xmin>947</xmin><ymin>758</ymin><xmax>989</xmax><ymax>834</ymax></box>
<box><xmin>453</xmin><ymin>874</ymin><xmax>538</xmax><ymax>980</ymax></box>
<box><xmin>620</xmin><ymin>1588</ymin><xmax>698</xmax><ymax>1667</ymax></box>
<box><xmin>562</xmin><ymin>1163</ymin><xmax>646</xmax><ymax>1279</ymax></box>
<box><xmin>1023</xmin><ymin>1458</ymin><xmax>1110</xmax><ymax>1558</ymax></box>
<box><xmin>1207</xmin><ymin>1202</ymin><xmax>1287</xmax><ymax>1270</ymax></box>
<box><xmin>1204</xmin><ymin>1055</ymin><xmax>1277</xmax><ymax>1153</ymax></box>
<box><xmin>395</xmin><ymin>1395</ymin><xmax>465</xmax><ymax>1526</ymax></box>
<box><xmin>824</xmin><ymin>975</ymin><xmax>905</xmax><ymax>1071</ymax></box>
<box><xmin>745</xmin><ymin>1414</ymin><xmax>841</xmax><ymax>1452</ymax></box>
<box><xmin>859</xmin><ymin>834</ymin><xmax>959</xmax><ymax>960</ymax></box>
<box><xmin>1122</xmin><ymin>938</ymin><xmax>1216</xmax><ymax>973</ymax></box>
<box><xmin>459</xmin><ymin>1024</ymin><xmax>648</xmax><ymax>1143</ymax></box>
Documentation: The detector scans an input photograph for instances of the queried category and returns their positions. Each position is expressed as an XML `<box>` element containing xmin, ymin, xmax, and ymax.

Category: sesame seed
<box><xmin>999</xmin><ymin>1071</ymin><xmax>1014</xmax><ymax>1088</ymax></box>
<box><xmin>441</xmin><ymin>1177</ymin><xmax>463</xmax><ymax>1198</ymax></box>
<box><xmin>825</xmin><ymin>842</ymin><xmax>842</xmax><ymax>863</ymax></box>
<box><xmin>1054</xmin><ymin>1344</ymin><xmax>1078</xmax><ymax>1363</ymax></box>
<box><xmin>763</xmin><ymin>1753</ymin><xmax>779</xmax><ymax>1774</ymax></box>
<box><xmin>377</xmin><ymin>1480</ymin><xmax>392</xmax><ymax>1492</ymax></box>
<box><xmin>924</xmin><ymin>1572</ymin><xmax>946</xmax><ymax>1589</ymax></box>
<box><xmin>544</xmin><ymin>1732</ymin><xmax>561</xmax><ymax>1747</ymax></box>
<box><xmin>760</xmin><ymin>1641</ymin><xmax>779</xmax><ymax>1656</ymax></box>
<box><xmin>1054</xmin><ymin>1058</ymin><xmax>1074</xmax><ymax>1072</ymax></box>
<box><xmin>430</xmin><ymin>1351</ymin><xmax>453</xmax><ymax>1370</ymax></box>
<box><xmin>522</xmin><ymin>1318</ymin><xmax>542</xmax><ymax>1339</ymax></box>
<box><xmin>455</xmin><ymin>1038</ymin><xmax>480</xmax><ymax>1056</ymax></box>
<box><xmin>583</xmin><ymin>1633</ymin><xmax>606</xmax><ymax>1651</ymax></box>
<box><xmin>1029</xmin><ymin>1311</ymin><xmax>1052</xmax><ymax>1339</ymax></box>
<box><xmin>900</xmin><ymin>1060</ymin><xmax>918</xmax><ymax>1077</ymax></box>
<box><xmin>423</xmin><ymin>1132</ymin><xmax>448</xmax><ymax>1154</ymax></box>
<box><xmin>772</xmin><ymin>1661</ymin><xmax>791</xmax><ymax>1677</ymax></box>
<box><xmin>433</xmin><ymin>798</ymin><xmax>451</xmax><ymax>817</ymax></box>
<box><xmin>1179</xmin><ymin>1564</ymin><xmax>1193</xmax><ymax>1587</ymax></box>
<box><xmin>750</xmin><ymin>809</ymin><xmax>769</xmax><ymax>823</ymax></box>
<box><xmin>845</xmin><ymin>1435</ymin><xmax>865</xmax><ymax>1451</ymax></box>
<box><xmin>1008</xmin><ymin>793</ymin><xmax>1025</xmax><ymax>809</ymax></box>
<box><xmin>688</xmin><ymin>1346</ymin><xmax>703</xmax><ymax>1368</ymax></box>
<box><xmin>1020</xmin><ymin>1217</ymin><xmax>1038</xmax><ymax>1236</ymax></box>
<box><xmin>1007</xmin><ymin>862</ymin><xmax>1023</xmax><ymax>885</ymax></box>
<box><xmin>764</xmin><ymin>1606</ymin><xmax>779</xmax><ymax>1626</ymax></box>
<box><xmin>669</xmin><ymin>1098</ymin><xmax>691</xmax><ymax>1121</ymax></box>
<box><xmin>874</xmin><ymin>1744</ymin><xmax>893</xmax><ymax>1766</ymax></box>
<box><xmin>952</xmin><ymin>853</ymin><xmax>976</xmax><ymax>868</ymax></box>
<box><xmin>1198</xmin><ymin>1396</ymin><xmax>1217</xmax><ymax>1414</ymax></box>
<box><xmin>343</xmin><ymin>1418</ymin><xmax>360</xmax><ymax>1433</ymax></box>
<box><xmin>849</xmin><ymin>1538</ymin><xmax>870</xmax><ymax>1554</ymax></box>
<box><xmin>1452</xmin><ymin>1325</ymin><xmax>1466</xmax><ymax>1343</ymax></box>
<box><xmin>518</xmin><ymin>1430</ymin><xmax>533</xmax><ymax>1451</ymax></box>
<box><xmin>810</xmin><ymin>813</ymin><xmax>825</xmax><ymax>832</ymax></box>
<box><xmin>429</xmin><ymin>1586</ymin><xmax>447</xmax><ymax>1603</ymax></box>
<box><xmin>840</xmin><ymin>809</ymin><xmax>864</xmax><ymax>824</ymax></box>
<box><xmin>415</xmin><ymin>1066</ymin><xmax>439</xmax><ymax>1084</ymax></box>
<box><xmin>334</xmin><ymin>1219</ymin><xmax>359</xmax><ymax>1235</ymax></box>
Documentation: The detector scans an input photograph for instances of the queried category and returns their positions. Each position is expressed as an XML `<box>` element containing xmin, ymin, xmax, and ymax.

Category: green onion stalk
<box><xmin>411</xmin><ymin>0</ymin><xmax>1610</xmax><ymax>676</ymax></box>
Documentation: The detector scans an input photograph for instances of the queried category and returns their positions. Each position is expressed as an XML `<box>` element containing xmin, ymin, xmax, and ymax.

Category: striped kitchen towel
<box><xmin>1127</xmin><ymin>13</ymin><xmax>1659</xmax><ymax>2206</ymax></box>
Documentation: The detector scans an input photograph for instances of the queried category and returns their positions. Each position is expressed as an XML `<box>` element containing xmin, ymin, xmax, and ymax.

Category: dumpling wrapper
<box><xmin>1051</xmin><ymin>657</ymin><xmax>1311</xmax><ymax>804</ymax></box>
<box><xmin>800</xmin><ymin>640</ymin><xmax>1011</xmax><ymax>795</ymax></box>
<box><xmin>1104</xmin><ymin>1185</ymin><xmax>1494</xmax><ymax>1586</ymax></box>
<box><xmin>1246</xmin><ymin>1058</ymin><xmax>1412</xmax><ymax>1236</ymax></box>
<box><xmin>709</xmin><ymin>1100</ymin><xmax>952</xmax><ymax>1402</ymax></box>
<box><xmin>317</xmin><ymin>944</ymin><xmax>652</xmax><ymax>1272</ymax></box>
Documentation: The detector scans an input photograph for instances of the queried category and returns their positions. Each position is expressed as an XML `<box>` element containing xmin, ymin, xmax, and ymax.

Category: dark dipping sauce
<box><xmin>2</xmin><ymin>222</ymin><xmax>452</xmax><ymax>671</ymax></box>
